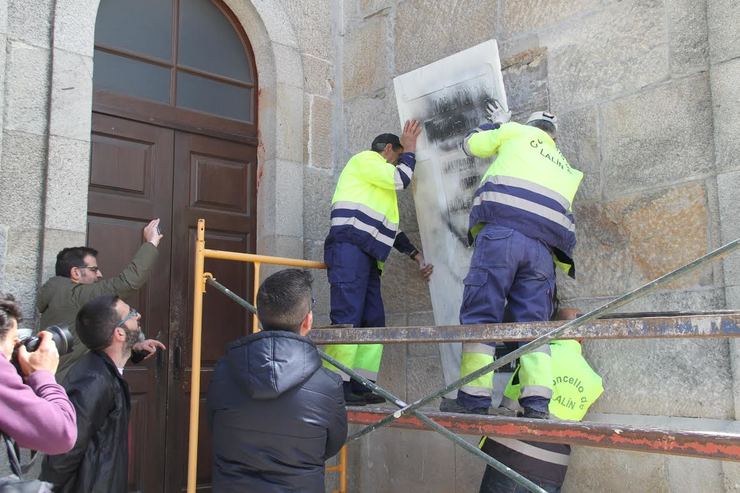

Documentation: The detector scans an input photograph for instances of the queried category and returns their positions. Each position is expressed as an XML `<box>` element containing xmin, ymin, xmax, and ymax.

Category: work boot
<box><xmin>439</xmin><ymin>397</ymin><xmax>488</xmax><ymax>415</ymax></box>
<box><xmin>342</xmin><ymin>382</ymin><xmax>366</xmax><ymax>406</ymax></box>
<box><xmin>520</xmin><ymin>407</ymin><xmax>550</xmax><ymax>419</ymax></box>
<box><xmin>488</xmin><ymin>405</ymin><xmax>517</xmax><ymax>417</ymax></box>
<box><xmin>351</xmin><ymin>380</ymin><xmax>386</xmax><ymax>404</ymax></box>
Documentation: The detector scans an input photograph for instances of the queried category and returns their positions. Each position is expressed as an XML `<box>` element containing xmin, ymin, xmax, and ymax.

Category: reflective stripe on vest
<box><xmin>330</xmin><ymin>201</ymin><xmax>398</xmax><ymax>248</ymax></box>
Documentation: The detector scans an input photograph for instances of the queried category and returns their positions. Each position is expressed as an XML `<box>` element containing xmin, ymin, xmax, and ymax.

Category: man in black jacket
<box><xmin>207</xmin><ymin>269</ymin><xmax>347</xmax><ymax>493</ymax></box>
<box><xmin>40</xmin><ymin>294</ymin><xmax>146</xmax><ymax>493</ymax></box>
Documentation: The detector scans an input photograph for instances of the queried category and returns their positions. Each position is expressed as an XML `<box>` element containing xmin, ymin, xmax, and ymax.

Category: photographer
<box><xmin>0</xmin><ymin>293</ymin><xmax>76</xmax><ymax>455</ymax></box>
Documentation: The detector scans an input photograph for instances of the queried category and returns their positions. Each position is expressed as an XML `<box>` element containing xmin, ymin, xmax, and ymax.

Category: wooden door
<box><xmin>88</xmin><ymin>113</ymin><xmax>174</xmax><ymax>492</ymax></box>
<box><xmin>88</xmin><ymin>115</ymin><xmax>257</xmax><ymax>492</ymax></box>
<box><xmin>165</xmin><ymin>132</ymin><xmax>257</xmax><ymax>492</ymax></box>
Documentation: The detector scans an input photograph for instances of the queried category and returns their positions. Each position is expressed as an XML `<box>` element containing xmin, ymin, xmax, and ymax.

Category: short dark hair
<box><xmin>528</xmin><ymin>120</ymin><xmax>557</xmax><ymax>138</ymax></box>
<box><xmin>0</xmin><ymin>293</ymin><xmax>22</xmax><ymax>342</ymax></box>
<box><xmin>56</xmin><ymin>247</ymin><xmax>98</xmax><ymax>277</ymax></box>
<box><xmin>256</xmin><ymin>269</ymin><xmax>313</xmax><ymax>332</ymax></box>
<box><xmin>76</xmin><ymin>295</ymin><xmax>120</xmax><ymax>351</ymax></box>
<box><xmin>371</xmin><ymin>133</ymin><xmax>402</xmax><ymax>153</ymax></box>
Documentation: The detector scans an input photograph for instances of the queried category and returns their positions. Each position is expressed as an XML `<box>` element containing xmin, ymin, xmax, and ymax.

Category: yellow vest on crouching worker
<box><xmin>327</xmin><ymin>150</ymin><xmax>414</xmax><ymax>267</ymax></box>
<box><xmin>466</xmin><ymin>122</ymin><xmax>583</xmax><ymax>277</ymax></box>
<box><xmin>502</xmin><ymin>340</ymin><xmax>603</xmax><ymax>421</ymax></box>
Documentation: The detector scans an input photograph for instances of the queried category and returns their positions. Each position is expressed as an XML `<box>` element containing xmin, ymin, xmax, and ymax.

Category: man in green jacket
<box><xmin>37</xmin><ymin>218</ymin><xmax>166</xmax><ymax>382</ymax></box>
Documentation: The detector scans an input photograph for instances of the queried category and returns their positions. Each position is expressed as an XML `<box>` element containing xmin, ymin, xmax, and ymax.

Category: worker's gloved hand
<box><xmin>484</xmin><ymin>99</ymin><xmax>511</xmax><ymax>125</ymax></box>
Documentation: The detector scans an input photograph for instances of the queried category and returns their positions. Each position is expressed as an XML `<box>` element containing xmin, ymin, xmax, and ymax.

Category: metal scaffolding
<box><xmin>186</xmin><ymin>219</ymin><xmax>740</xmax><ymax>493</ymax></box>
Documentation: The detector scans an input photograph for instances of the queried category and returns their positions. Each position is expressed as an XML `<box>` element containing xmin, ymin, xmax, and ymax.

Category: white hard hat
<box><xmin>526</xmin><ymin>111</ymin><xmax>558</xmax><ymax>131</ymax></box>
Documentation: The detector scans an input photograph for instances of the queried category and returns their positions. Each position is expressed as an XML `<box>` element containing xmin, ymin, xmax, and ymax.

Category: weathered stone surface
<box><xmin>543</xmin><ymin>0</ymin><xmax>668</xmax><ymax>110</ymax></box>
<box><xmin>558</xmin><ymin>183</ymin><xmax>711</xmax><ymax>300</ymax></box>
<box><xmin>558</xmin><ymin>105</ymin><xmax>600</xmax><ymax>201</ymax></box>
<box><xmin>354</xmin><ymin>428</ymin><xmax>456</xmax><ymax>493</ymax></box>
<box><xmin>53</xmin><ymin>0</ymin><xmax>98</xmax><ymax>57</ymax></box>
<box><xmin>343</xmin><ymin>93</ymin><xmax>399</xmax><ymax>160</ymax></box>
<box><xmin>454</xmin><ymin>436</ymin><xmax>486</xmax><ymax>493</ymax></box>
<box><xmin>44</xmin><ymin>136</ymin><xmax>90</xmax><ymax>233</ymax></box>
<box><xmin>707</xmin><ymin>0</ymin><xmax>740</xmax><ymax>64</ymax></box>
<box><xmin>394</xmin><ymin>0</ymin><xmax>498</xmax><ymax>75</ymax></box>
<box><xmin>406</xmin><ymin>354</ymin><xmax>444</xmax><ymax>408</ymax></box>
<box><xmin>5</xmin><ymin>41</ymin><xmax>50</xmax><ymax>135</ymax></box>
<box><xmin>397</xmin><ymin>186</ymin><xmax>418</xmax><ymax>234</ymax></box>
<box><xmin>343</xmin><ymin>15</ymin><xmax>386</xmax><ymax>99</ymax></box>
<box><xmin>0</xmin><ymin>0</ymin><xmax>8</xmax><ymax>34</ymax></box>
<box><xmin>302</xmin><ymin>53</ymin><xmax>333</xmax><ymax>97</ymax></box>
<box><xmin>308</xmin><ymin>95</ymin><xmax>333</xmax><ymax>169</ymax></box>
<box><xmin>711</xmin><ymin>59</ymin><xmax>740</xmax><ymax>173</ymax></box>
<box><xmin>718</xmin><ymin>171</ymin><xmax>740</xmax><ymax>288</ymax></box>
<box><xmin>564</xmin><ymin>448</ymin><xmax>669</xmax><ymax>493</ymax></box>
<box><xmin>357</xmin><ymin>0</ymin><xmax>392</xmax><ymax>18</ymax></box>
<box><xmin>501</xmin><ymin>0</ymin><xmax>601</xmax><ymax>36</ymax></box>
<box><xmin>49</xmin><ymin>50</ymin><xmax>93</xmax><ymax>141</ymax></box>
<box><xmin>274</xmin><ymin>82</ymin><xmax>304</xmax><ymax>163</ymax></box>
<box><xmin>668</xmin><ymin>0</ymin><xmax>709</xmax><ymax>76</ymax></box>
<box><xmin>602</xmin><ymin>75</ymin><xmax>713</xmax><ymax>195</ymax></box>
<box><xmin>257</xmin><ymin>234</ymin><xmax>304</xmax><ymax>266</ymax></box>
<box><xmin>303</xmin><ymin>166</ymin><xmax>333</xmax><ymax>241</ymax></box>
<box><xmin>585</xmin><ymin>337</ymin><xmax>733</xmax><ymax>418</ymax></box>
<box><xmin>377</xmin><ymin>341</ymin><xmax>407</xmax><ymax>401</ymax></box>
<box><xmin>224</xmin><ymin>0</ymin><xmax>297</xmax><ymax>51</ymax></box>
<box><xmin>4</xmin><ymin>227</ymin><xmax>42</xmax><ymax>315</ymax></box>
<box><xmin>0</xmin><ymin>224</ymin><xmax>7</xmax><ymax>288</ymax></box>
<box><xmin>272</xmin><ymin>41</ymin><xmax>304</xmax><ymax>91</ymax></box>
<box><xmin>39</xmin><ymin>228</ymin><xmax>86</xmax><ymax>281</ymax></box>
<box><xmin>8</xmin><ymin>0</ymin><xmax>51</xmax><ymax>47</ymax></box>
<box><xmin>502</xmin><ymin>47</ymin><xmax>549</xmax><ymax>122</ymax></box>
<box><xmin>302</xmin><ymin>238</ymin><xmax>329</xmax><ymax>320</ymax></box>
<box><xmin>273</xmin><ymin>159</ymin><xmax>304</xmax><ymax>237</ymax></box>
<box><xmin>279</xmin><ymin>0</ymin><xmax>332</xmax><ymax>59</ymax></box>
<box><xmin>381</xmin><ymin>232</ymin><xmax>433</xmax><ymax>313</ymax></box>
<box><xmin>667</xmin><ymin>455</ymin><xmax>724</xmax><ymax>493</ymax></box>
<box><xmin>0</xmin><ymin>131</ymin><xmax>47</xmax><ymax>227</ymax></box>
<box><xmin>722</xmin><ymin>462</ymin><xmax>740</xmax><ymax>493</ymax></box>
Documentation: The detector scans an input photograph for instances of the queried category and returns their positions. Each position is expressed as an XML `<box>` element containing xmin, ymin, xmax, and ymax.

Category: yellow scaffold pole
<box><xmin>187</xmin><ymin>219</ymin><xmax>206</xmax><ymax>493</ymax></box>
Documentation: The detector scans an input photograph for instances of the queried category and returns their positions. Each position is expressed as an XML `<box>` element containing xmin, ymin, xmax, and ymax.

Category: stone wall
<box><xmin>332</xmin><ymin>0</ymin><xmax>740</xmax><ymax>491</ymax></box>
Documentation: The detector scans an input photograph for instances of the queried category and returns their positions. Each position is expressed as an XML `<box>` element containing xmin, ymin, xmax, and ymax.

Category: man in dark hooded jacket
<box><xmin>207</xmin><ymin>269</ymin><xmax>347</xmax><ymax>493</ymax></box>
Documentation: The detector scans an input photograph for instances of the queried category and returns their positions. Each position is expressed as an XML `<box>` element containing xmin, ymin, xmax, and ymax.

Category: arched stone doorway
<box><xmin>42</xmin><ymin>0</ymin><xmax>307</xmax><ymax>491</ymax></box>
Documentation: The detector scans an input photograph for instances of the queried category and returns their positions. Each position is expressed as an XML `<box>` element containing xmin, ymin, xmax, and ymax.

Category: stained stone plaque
<box><xmin>393</xmin><ymin>40</ymin><xmax>508</xmax><ymax>397</ymax></box>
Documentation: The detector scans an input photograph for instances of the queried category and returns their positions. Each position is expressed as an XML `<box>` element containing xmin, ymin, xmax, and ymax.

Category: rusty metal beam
<box><xmin>310</xmin><ymin>312</ymin><xmax>740</xmax><ymax>345</ymax></box>
<box><xmin>347</xmin><ymin>408</ymin><xmax>740</xmax><ymax>462</ymax></box>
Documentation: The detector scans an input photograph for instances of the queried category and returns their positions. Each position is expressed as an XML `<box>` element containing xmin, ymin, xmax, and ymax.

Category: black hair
<box><xmin>0</xmin><ymin>293</ymin><xmax>22</xmax><ymax>341</ymax></box>
<box><xmin>528</xmin><ymin>120</ymin><xmax>557</xmax><ymax>138</ymax></box>
<box><xmin>256</xmin><ymin>269</ymin><xmax>313</xmax><ymax>332</ymax></box>
<box><xmin>76</xmin><ymin>294</ymin><xmax>120</xmax><ymax>350</ymax></box>
<box><xmin>371</xmin><ymin>133</ymin><xmax>402</xmax><ymax>153</ymax></box>
<box><xmin>55</xmin><ymin>247</ymin><xmax>98</xmax><ymax>277</ymax></box>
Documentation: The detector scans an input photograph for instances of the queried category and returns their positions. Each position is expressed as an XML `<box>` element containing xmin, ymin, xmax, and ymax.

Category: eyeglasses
<box><xmin>116</xmin><ymin>308</ymin><xmax>139</xmax><ymax>328</ymax></box>
<box><xmin>80</xmin><ymin>265</ymin><xmax>100</xmax><ymax>273</ymax></box>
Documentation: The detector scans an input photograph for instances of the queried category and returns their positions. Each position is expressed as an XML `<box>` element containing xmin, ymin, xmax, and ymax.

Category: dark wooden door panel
<box><xmin>88</xmin><ymin>114</ymin><xmax>174</xmax><ymax>493</ymax></box>
<box><xmin>165</xmin><ymin>132</ymin><xmax>256</xmax><ymax>492</ymax></box>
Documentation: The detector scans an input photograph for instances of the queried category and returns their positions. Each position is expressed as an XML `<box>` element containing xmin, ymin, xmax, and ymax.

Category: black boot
<box><xmin>351</xmin><ymin>380</ymin><xmax>386</xmax><ymax>404</ymax></box>
<box><xmin>342</xmin><ymin>381</ymin><xmax>366</xmax><ymax>406</ymax></box>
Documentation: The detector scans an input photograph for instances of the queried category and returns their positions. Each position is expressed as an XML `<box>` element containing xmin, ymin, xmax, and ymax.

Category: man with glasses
<box><xmin>37</xmin><ymin>218</ymin><xmax>165</xmax><ymax>382</ymax></box>
<box><xmin>40</xmin><ymin>295</ymin><xmax>148</xmax><ymax>493</ymax></box>
<box><xmin>207</xmin><ymin>269</ymin><xmax>347</xmax><ymax>493</ymax></box>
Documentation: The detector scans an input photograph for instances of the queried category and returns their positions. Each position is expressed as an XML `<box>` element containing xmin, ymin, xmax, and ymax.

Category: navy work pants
<box><xmin>322</xmin><ymin>242</ymin><xmax>385</xmax><ymax>381</ymax></box>
<box><xmin>458</xmin><ymin>224</ymin><xmax>555</xmax><ymax>411</ymax></box>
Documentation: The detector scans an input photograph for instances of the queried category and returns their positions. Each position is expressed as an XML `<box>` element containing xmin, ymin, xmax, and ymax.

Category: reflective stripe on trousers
<box><xmin>460</xmin><ymin>343</ymin><xmax>494</xmax><ymax>397</ymax></box>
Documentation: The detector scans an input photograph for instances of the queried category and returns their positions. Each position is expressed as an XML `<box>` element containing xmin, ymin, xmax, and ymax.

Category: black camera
<box><xmin>11</xmin><ymin>325</ymin><xmax>74</xmax><ymax>374</ymax></box>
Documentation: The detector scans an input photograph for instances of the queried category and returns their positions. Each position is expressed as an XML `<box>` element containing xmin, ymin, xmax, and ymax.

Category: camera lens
<box><xmin>21</xmin><ymin>325</ymin><xmax>74</xmax><ymax>356</ymax></box>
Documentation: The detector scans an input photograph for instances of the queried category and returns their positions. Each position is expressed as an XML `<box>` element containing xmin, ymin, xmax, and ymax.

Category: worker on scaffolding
<box><xmin>479</xmin><ymin>306</ymin><xmax>603</xmax><ymax>492</ymax></box>
<box><xmin>323</xmin><ymin>120</ymin><xmax>433</xmax><ymax>405</ymax></box>
<box><xmin>449</xmin><ymin>101</ymin><xmax>584</xmax><ymax>418</ymax></box>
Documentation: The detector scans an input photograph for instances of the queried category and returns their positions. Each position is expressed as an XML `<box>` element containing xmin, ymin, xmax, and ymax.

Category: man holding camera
<box><xmin>40</xmin><ymin>294</ymin><xmax>146</xmax><ymax>493</ymax></box>
<box><xmin>0</xmin><ymin>293</ymin><xmax>77</xmax><ymax>456</ymax></box>
<box><xmin>37</xmin><ymin>218</ymin><xmax>166</xmax><ymax>382</ymax></box>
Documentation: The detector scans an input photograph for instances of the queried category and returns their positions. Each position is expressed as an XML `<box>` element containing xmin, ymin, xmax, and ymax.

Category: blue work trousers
<box><xmin>458</xmin><ymin>225</ymin><xmax>555</xmax><ymax>410</ymax></box>
<box><xmin>323</xmin><ymin>242</ymin><xmax>385</xmax><ymax>381</ymax></box>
